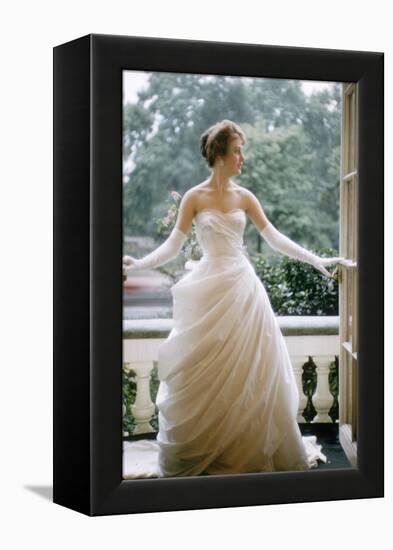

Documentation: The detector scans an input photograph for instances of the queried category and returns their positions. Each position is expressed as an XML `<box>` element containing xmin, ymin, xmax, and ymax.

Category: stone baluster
<box><xmin>292</xmin><ymin>356</ymin><xmax>308</xmax><ymax>423</ymax></box>
<box><xmin>122</xmin><ymin>402</ymin><xmax>129</xmax><ymax>437</ymax></box>
<box><xmin>130</xmin><ymin>361</ymin><xmax>156</xmax><ymax>435</ymax></box>
<box><xmin>311</xmin><ymin>356</ymin><xmax>334</xmax><ymax>423</ymax></box>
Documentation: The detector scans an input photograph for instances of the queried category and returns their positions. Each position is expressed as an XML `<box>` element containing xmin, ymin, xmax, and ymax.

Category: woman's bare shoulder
<box><xmin>232</xmin><ymin>185</ymin><xmax>259</xmax><ymax>207</ymax></box>
<box><xmin>179</xmin><ymin>182</ymin><xmax>209</xmax><ymax>210</ymax></box>
<box><xmin>183</xmin><ymin>181</ymin><xmax>210</xmax><ymax>199</ymax></box>
<box><xmin>234</xmin><ymin>184</ymin><xmax>254</xmax><ymax>197</ymax></box>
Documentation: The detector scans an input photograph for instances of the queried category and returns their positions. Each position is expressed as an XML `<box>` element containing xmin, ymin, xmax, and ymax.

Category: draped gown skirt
<box><xmin>123</xmin><ymin>209</ymin><xmax>326</xmax><ymax>478</ymax></box>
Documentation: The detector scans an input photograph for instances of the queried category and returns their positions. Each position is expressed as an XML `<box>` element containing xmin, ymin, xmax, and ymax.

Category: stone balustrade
<box><xmin>123</xmin><ymin>316</ymin><xmax>339</xmax><ymax>436</ymax></box>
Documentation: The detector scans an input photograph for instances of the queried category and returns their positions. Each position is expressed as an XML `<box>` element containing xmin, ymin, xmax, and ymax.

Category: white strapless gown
<box><xmin>123</xmin><ymin>209</ymin><xmax>326</xmax><ymax>478</ymax></box>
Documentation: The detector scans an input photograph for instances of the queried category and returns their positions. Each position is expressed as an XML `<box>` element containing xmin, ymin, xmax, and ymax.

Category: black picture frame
<box><xmin>53</xmin><ymin>33</ymin><xmax>384</xmax><ymax>516</ymax></box>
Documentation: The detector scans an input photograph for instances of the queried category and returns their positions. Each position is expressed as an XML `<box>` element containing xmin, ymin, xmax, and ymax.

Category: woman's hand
<box><xmin>123</xmin><ymin>255</ymin><xmax>139</xmax><ymax>280</ymax></box>
<box><xmin>123</xmin><ymin>255</ymin><xmax>137</xmax><ymax>268</ymax></box>
<box><xmin>311</xmin><ymin>256</ymin><xmax>346</xmax><ymax>278</ymax></box>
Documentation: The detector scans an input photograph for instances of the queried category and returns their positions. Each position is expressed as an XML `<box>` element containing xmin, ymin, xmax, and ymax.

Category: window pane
<box><xmin>346</xmin><ymin>181</ymin><xmax>353</xmax><ymax>257</ymax></box>
<box><xmin>347</xmin><ymin>269</ymin><xmax>352</xmax><ymax>346</ymax></box>
<box><xmin>348</xmin><ymin>91</ymin><xmax>356</xmax><ymax>171</ymax></box>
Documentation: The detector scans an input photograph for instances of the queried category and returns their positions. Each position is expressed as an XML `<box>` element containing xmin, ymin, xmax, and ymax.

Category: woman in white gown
<box><xmin>123</xmin><ymin>120</ymin><xmax>344</xmax><ymax>478</ymax></box>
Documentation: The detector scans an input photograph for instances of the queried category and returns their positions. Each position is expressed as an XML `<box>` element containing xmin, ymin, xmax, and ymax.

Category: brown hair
<box><xmin>200</xmin><ymin>119</ymin><xmax>246</xmax><ymax>167</ymax></box>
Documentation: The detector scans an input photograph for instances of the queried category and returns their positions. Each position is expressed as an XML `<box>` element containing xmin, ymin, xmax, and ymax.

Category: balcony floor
<box><xmin>299</xmin><ymin>423</ymin><xmax>352</xmax><ymax>469</ymax></box>
<box><xmin>124</xmin><ymin>423</ymin><xmax>352</xmax><ymax>472</ymax></box>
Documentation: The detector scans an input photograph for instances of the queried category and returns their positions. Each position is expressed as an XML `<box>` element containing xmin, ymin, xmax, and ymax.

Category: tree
<box><xmin>240</xmin><ymin>120</ymin><xmax>322</xmax><ymax>253</ymax></box>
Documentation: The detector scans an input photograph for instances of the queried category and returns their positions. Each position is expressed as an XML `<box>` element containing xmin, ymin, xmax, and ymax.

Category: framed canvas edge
<box><xmin>53</xmin><ymin>33</ymin><xmax>384</xmax><ymax>517</ymax></box>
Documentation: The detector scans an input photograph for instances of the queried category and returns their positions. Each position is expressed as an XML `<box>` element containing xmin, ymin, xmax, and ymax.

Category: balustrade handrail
<box><xmin>123</xmin><ymin>315</ymin><xmax>339</xmax><ymax>339</ymax></box>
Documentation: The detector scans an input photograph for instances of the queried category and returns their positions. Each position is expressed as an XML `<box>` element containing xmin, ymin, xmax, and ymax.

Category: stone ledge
<box><xmin>123</xmin><ymin>316</ymin><xmax>339</xmax><ymax>339</ymax></box>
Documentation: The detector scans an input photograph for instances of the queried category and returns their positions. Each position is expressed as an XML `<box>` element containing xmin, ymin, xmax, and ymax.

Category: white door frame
<box><xmin>338</xmin><ymin>82</ymin><xmax>358</xmax><ymax>466</ymax></box>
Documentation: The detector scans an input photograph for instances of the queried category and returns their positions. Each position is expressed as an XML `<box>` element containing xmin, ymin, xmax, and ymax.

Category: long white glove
<box><xmin>123</xmin><ymin>227</ymin><xmax>187</xmax><ymax>272</ymax></box>
<box><xmin>260</xmin><ymin>221</ymin><xmax>344</xmax><ymax>278</ymax></box>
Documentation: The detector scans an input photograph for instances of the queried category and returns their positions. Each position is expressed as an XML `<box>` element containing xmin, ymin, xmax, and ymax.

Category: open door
<box><xmin>338</xmin><ymin>82</ymin><xmax>358</xmax><ymax>466</ymax></box>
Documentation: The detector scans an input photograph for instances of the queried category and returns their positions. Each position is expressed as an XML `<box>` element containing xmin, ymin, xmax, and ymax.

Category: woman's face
<box><xmin>220</xmin><ymin>136</ymin><xmax>245</xmax><ymax>176</ymax></box>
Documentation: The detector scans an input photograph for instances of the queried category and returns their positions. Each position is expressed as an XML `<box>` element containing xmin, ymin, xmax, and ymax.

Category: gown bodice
<box><xmin>193</xmin><ymin>208</ymin><xmax>247</xmax><ymax>259</ymax></box>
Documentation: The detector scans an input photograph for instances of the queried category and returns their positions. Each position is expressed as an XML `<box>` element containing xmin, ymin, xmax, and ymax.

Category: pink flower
<box><xmin>171</xmin><ymin>191</ymin><xmax>182</xmax><ymax>202</ymax></box>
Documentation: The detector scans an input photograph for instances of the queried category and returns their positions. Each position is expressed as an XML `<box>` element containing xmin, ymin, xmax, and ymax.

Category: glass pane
<box><xmin>354</xmin><ymin>179</ymin><xmax>358</xmax><ymax>261</ymax></box>
<box><xmin>352</xmin><ymin>269</ymin><xmax>357</xmax><ymax>353</ymax></box>
<box><xmin>347</xmin><ymin>269</ymin><xmax>353</xmax><ymax>346</ymax></box>
<box><xmin>344</xmin><ymin>94</ymin><xmax>349</xmax><ymax>174</ymax></box>
<box><xmin>348</xmin><ymin>91</ymin><xmax>356</xmax><ymax>171</ymax></box>
<box><xmin>346</xmin><ymin>181</ymin><xmax>353</xmax><ymax>258</ymax></box>
<box><xmin>351</xmin><ymin>356</ymin><xmax>358</xmax><ymax>440</ymax></box>
<box><xmin>348</xmin><ymin>349</ymin><xmax>352</xmax><ymax>425</ymax></box>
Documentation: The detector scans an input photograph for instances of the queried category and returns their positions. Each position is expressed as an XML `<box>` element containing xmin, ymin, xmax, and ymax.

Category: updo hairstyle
<box><xmin>200</xmin><ymin>120</ymin><xmax>246</xmax><ymax>167</ymax></box>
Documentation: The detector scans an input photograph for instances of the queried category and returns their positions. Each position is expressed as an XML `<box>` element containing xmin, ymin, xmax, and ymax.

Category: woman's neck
<box><xmin>208</xmin><ymin>169</ymin><xmax>231</xmax><ymax>191</ymax></box>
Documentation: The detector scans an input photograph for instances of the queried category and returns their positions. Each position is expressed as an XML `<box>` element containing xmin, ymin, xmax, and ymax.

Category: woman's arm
<box><xmin>244</xmin><ymin>189</ymin><xmax>344</xmax><ymax>278</ymax></box>
<box><xmin>244</xmin><ymin>188</ymin><xmax>270</xmax><ymax>231</ymax></box>
<box><xmin>123</xmin><ymin>190</ymin><xmax>196</xmax><ymax>272</ymax></box>
<box><xmin>173</xmin><ymin>189</ymin><xmax>196</xmax><ymax>234</ymax></box>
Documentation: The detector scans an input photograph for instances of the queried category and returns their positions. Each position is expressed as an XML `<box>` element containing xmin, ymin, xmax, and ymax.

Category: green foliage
<box><xmin>123</xmin><ymin>103</ymin><xmax>155</xmax><ymax>160</ymax></box>
<box><xmin>149</xmin><ymin>365</ymin><xmax>160</xmax><ymax>432</ymax></box>
<box><xmin>240</xmin><ymin>121</ymin><xmax>320</xmax><ymax>252</ymax></box>
<box><xmin>247</xmin><ymin>79</ymin><xmax>307</xmax><ymax>130</ymax></box>
<box><xmin>122</xmin><ymin>367</ymin><xmax>137</xmax><ymax>435</ymax></box>
<box><xmin>251</xmin><ymin>249</ymin><xmax>339</xmax><ymax>315</ymax></box>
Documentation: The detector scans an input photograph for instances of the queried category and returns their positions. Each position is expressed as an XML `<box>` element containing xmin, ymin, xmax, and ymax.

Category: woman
<box><xmin>123</xmin><ymin>120</ymin><xmax>344</xmax><ymax>478</ymax></box>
